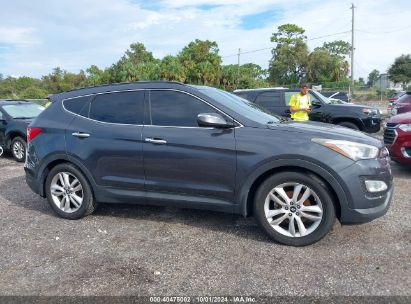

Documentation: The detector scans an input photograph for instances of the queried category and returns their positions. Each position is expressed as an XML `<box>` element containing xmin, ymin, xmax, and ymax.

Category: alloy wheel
<box><xmin>264</xmin><ymin>182</ymin><xmax>323</xmax><ymax>237</ymax></box>
<box><xmin>50</xmin><ymin>172</ymin><xmax>83</xmax><ymax>213</ymax></box>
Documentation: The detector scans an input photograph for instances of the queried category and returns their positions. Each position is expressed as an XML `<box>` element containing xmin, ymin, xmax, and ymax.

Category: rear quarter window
<box><xmin>63</xmin><ymin>96</ymin><xmax>93</xmax><ymax>116</ymax></box>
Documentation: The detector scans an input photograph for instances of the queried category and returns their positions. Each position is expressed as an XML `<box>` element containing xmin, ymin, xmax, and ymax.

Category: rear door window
<box><xmin>255</xmin><ymin>91</ymin><xmax>284</xmax><ymax>112</ymax></box>
<box><xmin>89</xmin><ymin>91</ymin><xmax>144</xmax><ymax>124</ymax></box>
<box><xmin>149</xmin><ymin>90</ymin><xmax>217</xmax><ymax>127</ymax></box>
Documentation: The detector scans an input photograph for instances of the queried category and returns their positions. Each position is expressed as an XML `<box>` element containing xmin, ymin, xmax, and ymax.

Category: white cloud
<box><xmin>0</xmin><ymin>0</ymin><xmax>410</xmax><ymax>81</ymax></box>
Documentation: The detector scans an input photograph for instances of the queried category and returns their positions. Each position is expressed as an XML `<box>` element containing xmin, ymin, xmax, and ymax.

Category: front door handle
<box><xmin>145</xmin><ymin>138</ymin><xmax>167</xmax><ymax>145</ymax></box>
<box><xmin>72</xmin><ymin>132</ymin><xmax>90</xmax><ymax>138</ymax></box>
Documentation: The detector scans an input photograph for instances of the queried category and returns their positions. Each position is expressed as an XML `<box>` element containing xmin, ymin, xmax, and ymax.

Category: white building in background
<box><xmin>375</xmin><ymin>73</ymin><xmax>409</xmax><ymax>91</ymax></box>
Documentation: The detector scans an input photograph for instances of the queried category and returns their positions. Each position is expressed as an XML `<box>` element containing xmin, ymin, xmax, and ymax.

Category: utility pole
<box><xmin>350</xmin><ymin>3</ymin><xmax>355</xmax><ymax>94</ymax></box>
<box><xmin>237</xmin><ymin>48</ymin><xmax>241</xmax><ymax>76</ymax></box>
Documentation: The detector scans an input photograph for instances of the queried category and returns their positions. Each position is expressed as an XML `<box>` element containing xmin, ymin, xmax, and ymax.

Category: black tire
<box><xmin>253</xmin><ymin>172</ymin><xmax>336</xmax><ymax>246</ymax></box>
<box><xmin>45</xmin><ymin>163</ymin><xmax>97</xmax><ymax>220</ymax></box>
<box><xmin>11</xmin><ymin>137</ymin><xmax>26</xmax><ymax>162</ymax></box>
<box><xmin>337</xmin><ymin>121</ymin><xmax>360</xmax><ymax>130</ymax></box>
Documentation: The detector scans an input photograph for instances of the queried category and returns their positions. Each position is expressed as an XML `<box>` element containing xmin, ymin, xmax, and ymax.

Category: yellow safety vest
<box><xmin>288</xmin><ymin>94</ymin><xmax>311</xmax><ymax>122</ymax></box>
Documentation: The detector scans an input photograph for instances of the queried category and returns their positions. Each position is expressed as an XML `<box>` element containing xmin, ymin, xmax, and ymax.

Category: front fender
<box><xmin>236</xmin><ymin>157</ymin><xmax>350</xmax><ymax>217</ymax></box>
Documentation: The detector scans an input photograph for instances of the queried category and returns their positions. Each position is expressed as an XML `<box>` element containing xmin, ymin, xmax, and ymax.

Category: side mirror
<box><xmin>197</xmin><ymin>113</ymin><xmax>235</xmax><ymax>128</ymax></box>
<box><xmin>312</xmin><ymin>100</ymin><xmax>321</xmax><ymax>107</ymax></box>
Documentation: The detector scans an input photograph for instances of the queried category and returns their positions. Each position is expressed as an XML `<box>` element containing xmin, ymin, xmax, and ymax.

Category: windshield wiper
<box><xmin>13</xmin><ymin>116</ymin><xmax>34</xmax><ymax>119</ymax></box>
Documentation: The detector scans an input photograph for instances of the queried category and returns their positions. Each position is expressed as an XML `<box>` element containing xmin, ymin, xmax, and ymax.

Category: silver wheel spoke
<box><xmin>51</xmin><ymin>185</ymin><xmax>64</xmax><ymax>196</ymax></box>
<box><xmin>295</xmin><ymin>216</ymin><xmax>307</xmax><ymax>236</ymax></box>
<box><xmin>273</xmin><ymin>187</ymin><xmax>291</xmax><ymax>205</ymax></box>
<box><xmin>266</xmin><ymin>209</ymin><xmax>286</xmax><ymax>219</ymax></box>
<box><xmin>58</xmin><ymin>173</ymin><xmax>65</xmax><ymax>187</ymax></box>
<box><xmin>69</xmin><ymin>196</ymin><xmax>80</xmax><ymax>208</ymax></box>
<box><xmin>270</xmin><ymin>213</ymin><xmax>288</xmax><ymax>226</ymax></box>
<box><xmin>269</xmin><ymin>193</ymin><xmax>287</xmax><ymax>207</ymax></box>
<box><xmin>297</xmin><ymin>188</ymin><xmax>311</xmax><ymax>204</ymax></box>
<box><xmin>63</xmin><ymin>173</ymin><xmax>70</xmax><ymax>188</ymax></box>
<box><xmin>301</xmin><ymin>205</ymin><xmax>322</xmax><ymax>214</ymax></box>
<box><xmin>292</xmin><ymin>184</ymin><xmax>303</xmax><ymax>203</ymax></box>
<box><xmin>301</xmin><ymin>212</ymin><xmax>322</xmax><ymax>221</ymax></box>
<box><xmin>71</xmin><ymin>194</ymin><xmax>82</xmax><ymax>205</ymax></box>
<box><xmin>289</xmin><ymin>217</ymin><xmax>296</xmax><ymax>236</ymax></box>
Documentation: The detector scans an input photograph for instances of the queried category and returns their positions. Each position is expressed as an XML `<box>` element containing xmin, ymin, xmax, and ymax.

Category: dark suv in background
<box><xmin>0</xmin><ymin>100</ymin><xmax>44</xmax><ymax>162</ymax></box>
<box><xmin>25</xmin><ymin>82</ymin><xmax>392</xmax><ymax>246</ymax></box>
<box><xmin>234</xmin><ymin>88</ymin><xmax>381</xmax><ymax>133</ymax></box>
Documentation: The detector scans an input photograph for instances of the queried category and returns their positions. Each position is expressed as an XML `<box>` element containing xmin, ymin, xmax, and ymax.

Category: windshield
<box><xmin>2</xmin><ymin>103</ymin><xmax>45</xmax><ymax>119</ymax></box>
<box><xmin>311</xmin><ymin>90</ymin><xmax>346</xmax><ymax>105</ymax></box>
<box><xmin>195</xmin><ymin>86</ymin><xmax>283</xmax><ymax>124</ymax></box>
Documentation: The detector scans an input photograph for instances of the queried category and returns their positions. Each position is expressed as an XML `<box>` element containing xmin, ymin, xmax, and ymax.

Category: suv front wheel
<box><xmin>45</xmin><ymin>163</ymin><xmax>97</xmax><ymax>220</ymax></box>
<box><xmin>254</xmin><ymin>172</ymin><xmax>336</xmax><ymax>246</ymax></box>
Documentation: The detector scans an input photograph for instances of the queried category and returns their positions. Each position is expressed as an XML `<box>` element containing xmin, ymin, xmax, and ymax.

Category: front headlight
<box><xmin>398</xmin><ymin>124</ymin><xmax>411</xmax><ymax>132</ymax></box>
<box><xmin>312</xmin><ymin>138</ymin><xmax>379</xmax><ymax>161</ymax></box>
<box><xmin>362</xmin><ymin>108</ymin><xmax>379</xmax><ymax>115</ymax></box>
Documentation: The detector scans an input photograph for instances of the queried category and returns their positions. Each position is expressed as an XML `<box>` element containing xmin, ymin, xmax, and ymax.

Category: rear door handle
<box><xmin>72</xmin><ymin>132</ymin><xmax>90</xmax><ymax>138</ymax></box>
<box><xmin>145</xmin><ymin>138</ymin><xmax>167</xmax><ymax>145</ymax></box>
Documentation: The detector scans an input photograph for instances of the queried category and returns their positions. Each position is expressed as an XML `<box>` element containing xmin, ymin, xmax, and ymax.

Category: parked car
<box><xmin>389</xmin><ymin>92</ymin><xmax>411</xmax><ymax>116</ymax></box>
<box><xmin>384</xmin><ymin>112</ymin><xmax>411</xmax><ymax>165</ymax></box>
<box><xmin>234</xmin><ymin>88</ymin><xmax>381</xmax><ymax>133</ymax></box>
<box><xmin>388</xmin><ymin>91</ymin><xmax>405</xmax><ymax>103</ymax></box>
<box><xmin>25</xmin><ymin>82</ymin><xmax>392</xmax><ymax>246</ymax></box>
<box><xmin>0</xmin><ymin>100</ymin><xmax>44</xmax><ymax>162</ymax></box>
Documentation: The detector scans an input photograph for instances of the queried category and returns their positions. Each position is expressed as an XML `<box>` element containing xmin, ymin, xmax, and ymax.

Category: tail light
<box><xmin>27</xmin><ymin>127</ymin><xmax>42</xmax><ymax>142</ymax></box>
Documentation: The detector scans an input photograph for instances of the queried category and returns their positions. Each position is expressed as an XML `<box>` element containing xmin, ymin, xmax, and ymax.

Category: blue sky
<box><xmin>1</xmin><ymin>0</ymin><xmax>411</xmax><ymax>80</ymax></box>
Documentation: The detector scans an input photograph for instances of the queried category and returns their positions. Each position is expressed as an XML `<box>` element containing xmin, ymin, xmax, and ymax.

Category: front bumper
<box><xmin>362</xmin><ymin>116</ymin><xmax>381</xmax><ymax>133</ymax></box>
<box><xmin>337</xmin><ymin>157</ymin><xmax>393</xmax><ymax>224</ymax></box>
<box><xmin>386</xmin><ymin>131</ymin><xmax>411</xmax><ymax>164</ymax></box>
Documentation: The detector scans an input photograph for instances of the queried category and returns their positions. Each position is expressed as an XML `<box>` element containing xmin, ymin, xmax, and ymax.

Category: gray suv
<box><xmin>25</xmin><ymin>82</ymin><xmax>393</xmax><ymax>246</ymax></box>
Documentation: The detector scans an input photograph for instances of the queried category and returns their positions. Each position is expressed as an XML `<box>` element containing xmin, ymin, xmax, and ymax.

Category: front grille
<box><xmin>386</xmin><ymin>123</ymin><xmax>398</xmax><ymax>128</ymax></box>
<box><xmin>384</xmin><ymin>128</ymin><xmax>397</xmax><ymax>144</ymax></box>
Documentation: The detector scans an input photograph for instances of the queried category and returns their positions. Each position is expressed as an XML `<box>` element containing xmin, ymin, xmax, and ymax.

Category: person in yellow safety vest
<box><xmin>288</xmin><ymin>83</ymin><xmax>311</xmax><ymax>122</ymax></box>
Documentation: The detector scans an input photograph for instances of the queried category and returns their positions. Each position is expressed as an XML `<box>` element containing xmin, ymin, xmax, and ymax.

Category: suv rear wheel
<box><xmin>45</xmin><ymin>163</ymin><xmax>97</xmax><ymax>219</ymax></box>
<box><xmin>11</xmin><ymin>137</ymin><xmax>26</xmax><ymax>162</ymax></box>
<box><xmin>253</xmin><ymin>172</ymin><xmax>336</xmax><ymax>246</ymax></box>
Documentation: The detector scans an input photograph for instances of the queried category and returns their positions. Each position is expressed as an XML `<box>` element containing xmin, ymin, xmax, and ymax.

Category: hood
<box><xmin>388</xmin><ymin>112</ymin><xmax>411</xmax><ymax>124</ymax></box>
<box><xmin>329</xmin><ymin>103</ymin><xmax>375</xmax><ymax>110</ymax></box>
<box><xmin>268</xmin><ymin>120</ymin><xmax>382</xmax><ymax>147</ymax></box>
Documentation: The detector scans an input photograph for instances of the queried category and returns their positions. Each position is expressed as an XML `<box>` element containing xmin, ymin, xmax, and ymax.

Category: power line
<box><xmin>221</xmin><ymin>30</ymin><xmax>351</xmax><ymax>59</ymax></box>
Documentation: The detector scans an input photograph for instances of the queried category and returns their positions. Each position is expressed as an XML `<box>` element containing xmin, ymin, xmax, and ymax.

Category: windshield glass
<box><xmin>311</xmin><ymin>90</ymin><xmax>336</xmax><ymax>104</ymax></box>
<box><xmin>3</xmin><ymin>103</ymin><xmax>44</xmax><ymax>119</ymax></box>
<box><xmin>195</xmin><ymin>86</ymin><xmax>283</xmax><ymax>124</ymax></box>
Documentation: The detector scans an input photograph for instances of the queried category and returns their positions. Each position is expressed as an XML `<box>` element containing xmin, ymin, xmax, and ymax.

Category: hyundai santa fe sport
<box><xmin>25</xmin><ymin>82</ymin><xmax>393</xmax><ymax>246</ymax></box>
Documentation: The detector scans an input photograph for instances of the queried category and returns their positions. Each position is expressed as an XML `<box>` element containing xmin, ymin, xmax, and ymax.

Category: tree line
<box><xmin>0</xmin><ymin>23</ymin><xmax>410</xmax><ymax>99</ymax></box>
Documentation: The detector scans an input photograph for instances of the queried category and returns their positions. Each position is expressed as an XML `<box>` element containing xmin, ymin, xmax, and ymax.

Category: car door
<box><xmin>65</xmin><ymin>90</ymin><xmax>145</xmax><ymax>190</ymax></box>
<box><xmin>254</xmin><ymin>91</ymin><xmax>287</xmax><ymax>117</ymax></box>
<box><xmin>143</xmin><ymin>89</ymin><xmax>237</xmax><ymax>203</ymax></box>
<box><xmin>308</xmin><ymin>92</ymin><xmax>328</xmax><ymax>122</ymax></box>
<box><xmin>0</xmin><ymin>109</ymin><xmax>6</xmax><ymax>147</ymax></box>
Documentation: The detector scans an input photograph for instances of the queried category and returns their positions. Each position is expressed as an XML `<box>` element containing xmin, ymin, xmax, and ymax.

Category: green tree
<box><xmin>268</xmin><ymin>24</ymin><xmax>309</xmax><ymax>84</ymax></box>
<box><xmin>367</xmin><ymin>69</ymin><xmax>380</xmax><ymax>86</ymax></box>
<box><xmin>20</xmin><ymin>86</ymin><xmax>48</xmax><ymax>99</ymax></box>
<box><xmin>82</xmin><ymin>65</ymin><xmax>111</xmax><ymax>86</ymax></box>
<box><xmin>178</xmin><ymin>39</ymin><xmax>221</xmax><ymax>85</ymax></box>
<box><xmin>388</xmin><ymin>54</ymin><xmax>411</xmax><ymax>89</ymax></box>
<box><xmin>321</xmin><ymin>40</ymin><xmax>351</xmax><ymax>58</ymax></box>
<box><xmin>110</xmin><ymin>42</ymin><xmax>160</xmax><ymax>82</ymax></box>
<box><xmin>159</xmin><ymin>55</ymin><xmax>186</xmax><ymax>82</ymax></box>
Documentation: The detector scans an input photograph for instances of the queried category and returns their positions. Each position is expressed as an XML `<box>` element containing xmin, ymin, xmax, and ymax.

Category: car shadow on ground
<box><xmin>1</xmin><ymin>174</ymin><xmax>271</xmax><ymax>243</ymax></box>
